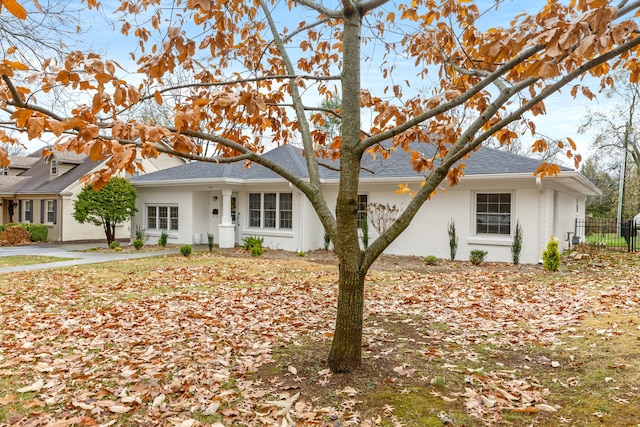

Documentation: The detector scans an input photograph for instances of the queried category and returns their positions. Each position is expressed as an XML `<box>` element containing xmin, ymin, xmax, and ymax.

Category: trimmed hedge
<box><xmin>26</xmin><ymin>224</ymin><xmax>48</xmax><ymax>242</ymax></box>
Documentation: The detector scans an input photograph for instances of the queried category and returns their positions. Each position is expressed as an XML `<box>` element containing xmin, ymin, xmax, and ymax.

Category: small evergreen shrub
<box><xmin>542</xmin><ymin>237</ymin><xmax>561</xmax><ymax>272</ymax></box>
<box><xmin>242</xmin><ymin>236</ymin><xmax>264</xmax><ymax>257</ymax></box>
<box><xmin>297</xmin><ymin>251</ymin><xmax>306</xmax><ymax>257</ymax></box>
<box><xmin>133</xmin><ymin>239</ymin><xmax>144</xmax><ymax>250</ymax></box>
<box><xmin>448</xmin><ymin>218</ymin><xmax>458</xmax><ymax>261</ymax></box>
<box><xmin>469</xmin><ymin>249</ymin><xmax>488</xmax><ymax>265</ymax></box>
<box><xmin>135</xmin><ymin>225</ymin><xmax>145</xmax><ymax>241</ymax></box>
<box><xmin>207</xmin><ymin>233</ymin><xmax>214</xmax><ymax>252</ymax></box>
<box><xmin>158</xmin><ymin>230</ymin><xmax>169</xmax><ymax>247</ymax></box>
<box><xmin>109</xmin><ymin>240</ymin><xmax>121</xmax><ymax>249</ymax></box>
<box><xmin>26</xmin><ymin>224</ymin><xmax>48</xmax><ymax>242</ymax></box>
<box><xmin>361</xmin><ymin>219</ymin><xmax>369</xmax><ymax>249</ymax></box>
<box><xmin>180</xmin><ymin>244</ymin><xmax>192</xmax><ymax>257</ymax></box>
<box><xmin>511</xmin><ymin>219</ymin><xmax>523</xmax><ymax>265</ymax></box>
<box><xmin>324</xmin><ymin>233</ymin><xmax>331</xmax><ymax>251</ymax></box>
<box><xmin>114</xmin><ymin>246</ymin><xmax>123</xmax><ymax>252</ymax></box>
<box><xmin>424</xmin><ymin>255</ymin><xmax>438</xmax><ymax>266</ymax></box>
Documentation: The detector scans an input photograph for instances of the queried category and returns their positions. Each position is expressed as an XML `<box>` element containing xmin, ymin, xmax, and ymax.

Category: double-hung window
<box><xmin>23</xmin><ymin>200</ymin><xmax>32</xmax><ymax>222</ymax></box>
<box><xmin>146</xmin><ymin>205</ymin><xmax>179</xmax><ymax>231</ymax></box>
<box><xmin>248</xmin><ymin>192</ymin><xmax>293</xmax><ymax>229</ymax></box>
<box><xmin>476</xmin><ymin>193</ymin><xmax>511</xmax><ymax>235</ymax></box>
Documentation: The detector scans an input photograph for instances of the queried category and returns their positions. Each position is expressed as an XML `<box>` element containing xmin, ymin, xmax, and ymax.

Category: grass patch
<box><xmin>0</xmin><ymin>255</ymin><xmax>74</xmax><ymax>268</ymax></box>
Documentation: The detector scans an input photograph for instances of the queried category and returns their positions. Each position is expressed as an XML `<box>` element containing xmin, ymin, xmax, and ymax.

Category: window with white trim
<box><xmin>24</xmin><ymin>200</ymin><xmax>32</xmax><ymax>222</ymax></box>
<box><xmin>50</xmin><ymin>159</ymin><xmax>58</xmax><ymax>175</ymax></box>
<box><xmin>146</xmin><ymin>205</ymin><xmax>179</xmax><ymax>231</ymax></box>
<box><xmin>475</xmin><ymin>193</ymin><xmax>511</xmax><ymax>235</ymax></box>
<box><xmin>46</xmin><ymin>200</ymin><xmax>56</xmax><ymax>223</ymax></box>
<box><xmin>248</xmin><ymin>192</ymin><xmax>293</xmax><ymax>229</ymax></box>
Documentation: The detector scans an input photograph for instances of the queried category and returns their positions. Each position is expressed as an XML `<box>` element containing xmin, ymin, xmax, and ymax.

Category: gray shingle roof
<box><xmin>132</xmin><ymin>143</ymin><xmax>571</xmax><ymax>184</ymax></box>
<box><xmin>0</xmin><ymin>148</ymin><xmax>103</xmax><ymax>195</ymax></box>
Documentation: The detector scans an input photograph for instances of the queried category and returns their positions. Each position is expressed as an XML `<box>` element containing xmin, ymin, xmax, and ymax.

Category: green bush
<box><xmin>361</xmin><ymin>219</ymin><xmax>369</xmax><ymax>249</ymax></box>
<box><xmin>469</xmin><ymin>249</ymin><xmax>488</xmax><ymax>265</ymax></box>
<box><xmin>158</xmin><ymin>230</ymin><xmax>168</xmax><ymax>247</ymax></box>
<box><xmin>133</xmin><ymin>239</ymin><xmax>144</xmax><ymax>250</ymax></box>
<box><xmin>542</xmin><ymin>237</ymin><xmax>561</xmax><ymax>272</ymax></box>
<box><xmin>424</xmin><ymin>255</ymin><xmax>438</xmax><ymax>265</ymax></box>
<box><xmin>114</xmin><ymin>246</ymin><xmax>123</xmax><ymax>252</ymax></box>
<box><xmin>250</xmin><ymin>245</ymin><xmax>263</xmax><ymax>257</ymax></box>
<box><xmin>135</xmin><ymin>225</ymin><xmax>145</xmax><ymax>241</ymax></box>
<box><xmin>207</xmin><ymin>233</ymin><xmax>214</xmax><ymax>252</ymax></box>
<box><xmin>511</xmin><ymin>219</ymin><xmax>523</xmax><ymax>265</ymax></box>
<box><xmin>243</xmin><ymin>236</ymin><xmax>264</xmax><ymax>257</ymax></box>
<box><xmin>26</xmin><ymin>224</ymin><xmax>48</xmax><ymax>242</ymax></box>
<box><xmin>297</xmin><ymin>251</ymin><xmax>306</xmax><ymax>257</ymax></box>
<box><xmin>448</xmin><ymin>218</ymin><xmax>458</xmax><ymax>261</ymax></box>
<box><xmin>180</xmin><ymin>244</ymin><xmax>192</xmax><ymax>257</ymax></box>
<box><xmin>109</xmin><ymin>240</ymin><xmax>121</xmax><ymax>249</ymax></box>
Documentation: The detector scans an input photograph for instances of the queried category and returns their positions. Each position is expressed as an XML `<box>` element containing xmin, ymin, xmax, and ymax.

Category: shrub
<box><xmin>26</xmin><ymin>224</ymin><xmax>48</xmax><ymax>242</ymax></box>
<box><xmin>207</xmin><ymin>233</ymin><xmax>214</xmax><ymax>252</ymax></box>
<box><xmin>109</xmin><ymin>240</ymin><xmax>121</xmax><ymax>249</ymax></box>
<box><xmin>135</xmin><ymin>225</ymin><xmax>145</xmax><ymax>241</ymax></box>
<box><xmin>158</xmin><ymin>230</ymin><xmax>169</xmax><ymax>247</ymax></box>
<box><xmin>133</xmin><ymin>239</ymin><xmax>144</xmax><ymax>250</ymax></box>
<box><xmin>180</xmin><ymin>244</ymin><xmax>192</xmax><ymax>257</ymax></box>
<box><xmin>511</xmin><ymin>219</ymin><xmax>523</xmax><ymax>265</ymax></box>
<box><xmin>0</xmin><ymin>226</ymin><xmax>31</xmax><ymax>246</ymax></box>
<box><xmin>114</xmin><ymin>246</ymin><xmax>123</xmax><ymax>252</ymax></box>
<box><xmin>469</xmin><ymin>249</ymin><xmax>488</xmax><ymax>265</ymax></box>
<box><xmin>361</xmin><ymin>219</ymin><xmax>369</xmax><ymax>249</ymax></box>
<box><xmin>250</xmin><ymin>245</ymin><xmax>263</xmax><ymax>257</ymax></box>
<box><xmin>543</xmin><ymin>237</ymin><xmax>561</xmax><ymax>272</ymax></box>
<box><xmin>243</xmin><ymin>235</ymin><xmax>264</xmax><ymax>257</ymax></box>
<box><xmin>448</xmin><ymin>218</ymin><xmax>458</xmax><ymax>261</ymax></box>
<box><xmin>424</xmin><ymin>255</ymin><xmax>438</xmax><ymax>265</ymax></box>
<box><xmin>297</xmin><ymin>251</ymin><xmax>306</xmax><ymax>257</ymax></box>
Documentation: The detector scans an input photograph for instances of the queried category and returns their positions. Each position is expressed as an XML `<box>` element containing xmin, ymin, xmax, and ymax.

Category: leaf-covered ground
<box><xmin>0</xmin><ymin>249</ymin><xmax>638</xmax><ymax>426</ymax></box>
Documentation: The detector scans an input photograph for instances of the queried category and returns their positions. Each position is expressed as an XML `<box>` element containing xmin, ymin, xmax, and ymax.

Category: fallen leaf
<box><xmin>288</xmin><ymin>365</ymin><xmax>297</xmax><ymax>375</ymax></box>
<box><xmin>17</xmin><ymin>379</ymin><xmax>44</xmax><ymax>393</ymax></box>
<box><xmin>0</xmin><ymin>395</ymin><xmax>16</xmax><ymax>405</ymax></box>
<box><xmin>108</xmin><ymin>405</ymin><xmax>131</xmax><ymax>413</ymax></box>
<box><xmin>536</xmin><ymin>403</ymin><xmax>558</xmax><ymax>412</ymax></box>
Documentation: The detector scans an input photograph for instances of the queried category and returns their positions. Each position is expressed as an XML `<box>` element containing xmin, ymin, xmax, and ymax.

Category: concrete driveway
<box><xmin>0</xmin><ymin>242</ymin><xmax>176</xmax><ymax>273</ymax></box>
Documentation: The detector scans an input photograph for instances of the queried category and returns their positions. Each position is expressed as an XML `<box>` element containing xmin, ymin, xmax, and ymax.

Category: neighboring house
<box><xmin>131</xmin><ymin>144</ymin><xmax>600</xmax><ymax>264</ymax></box>
<box><xmin>0</xmin><ymin>148</ymin><xmax>185</xmax><ymax>242</ymax></box>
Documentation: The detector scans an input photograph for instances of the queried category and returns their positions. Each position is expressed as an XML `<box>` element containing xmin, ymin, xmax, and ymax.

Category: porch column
<box><xmin>218</xmin><ymin>189</ymin><xmax>234</xmax><ymax>248</ymax></box>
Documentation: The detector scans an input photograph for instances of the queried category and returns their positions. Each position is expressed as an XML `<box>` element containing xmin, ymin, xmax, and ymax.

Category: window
<box><xmin>46</xmin><ymin>200</ymin><xmax>56</xmax><ymax>223</ymax></box>
<box><xmin>24</xmin><ymin>200</ymin><xmax>32</xmax><ymax>222</ymax></box>
<box><xmin>476</xmin><ymin>193</ymin><xmax>511</xmax><ymax>235</ymax></box>
<box><xmin>50</xmin><ymin>159</ymin><xmax>58</xmax><ymax>175</ymax></box>
<box><xmin>146</xmin><ymin>205</ymin><xmax>179</xmax><ymax>231</ymax></box>
<box><xmin>279</xmin><ymin>193</ymin><xmax>293</xmax><ymax>229</ymax></box>
<box><xmin>1</xmin><ymin>166</ymin><xmax>7</xmax><ymax>176</ymax></box>
<box><xmin>248</xmin><ymin>192</ymin><xmax>293</xmax><ymax>229</ymax></box>
<box><xmin>357</xmin><ymin>194</ymin><xmax>368</xmax><ymax>228</ymax></box>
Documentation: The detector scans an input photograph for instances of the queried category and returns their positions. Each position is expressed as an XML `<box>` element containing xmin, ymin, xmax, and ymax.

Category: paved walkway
<box><xmin>0</xmin><ymin>242</ymin><xmax>176</xmax><ymax>273</ymax></box>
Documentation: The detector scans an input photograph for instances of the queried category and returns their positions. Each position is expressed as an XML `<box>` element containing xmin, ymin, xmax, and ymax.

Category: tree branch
<box><xmin>294</xmin><ymin>0</ymin><xmax>343</xmax><ymax>18</ymax></box>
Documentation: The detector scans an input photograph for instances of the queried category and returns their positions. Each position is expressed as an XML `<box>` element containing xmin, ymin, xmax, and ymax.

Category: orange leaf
<box><xmin>2</xmin><ymin>0</ymin><xmax>27</xmax><ymax>19</ymax></box>
<box><xmin>154</xmin><ymin>90</ymin><xmax>163</xmax><ymax>105</ymax></box>
<box><xmin>89</xmin><ymin>141</ymin><xmax>103</xmax><ymax>161</ymax></box>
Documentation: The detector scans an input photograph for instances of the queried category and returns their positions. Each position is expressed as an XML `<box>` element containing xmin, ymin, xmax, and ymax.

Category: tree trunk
<box><xmin>328</xmin><ymin>264</ymin><xmax>366</xmax><ymax>373</ymax></box>
<box><xmin>104</xmin><ymin>220</ymin><xmax>115</xmax><ymax>245</ymax></box>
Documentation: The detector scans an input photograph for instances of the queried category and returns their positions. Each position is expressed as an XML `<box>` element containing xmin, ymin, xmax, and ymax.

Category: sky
<box><xmin>17</xmin><ymin>0</ymin><xmax>623</xmax><ymax>165</ymax></box>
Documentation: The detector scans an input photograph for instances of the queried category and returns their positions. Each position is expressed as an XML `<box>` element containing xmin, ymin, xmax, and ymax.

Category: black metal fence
<box><xmin>574</xmin><ymin>218</ymin><xmax>639</xmax><ymax>252</ymax></box>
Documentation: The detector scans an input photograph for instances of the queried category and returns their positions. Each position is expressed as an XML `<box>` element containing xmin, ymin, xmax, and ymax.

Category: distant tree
<box><xmin>73</xmin><ymin>177</ymin><xmax>137</xmax><ymax>245</ymax></box>
<box><xmin>581</xmin><ymin>157</ymin><xmax>618</xmax><ymax>218</ymax></box>
<box><xmin>312</xmin><ymin>95</ymin><xmax>342</xmax><ymax>148</ymax></box>
<box><xmin>1</xmin><ymin>143</ymin><xmax>26</xmax><ymax>156</ymax></box>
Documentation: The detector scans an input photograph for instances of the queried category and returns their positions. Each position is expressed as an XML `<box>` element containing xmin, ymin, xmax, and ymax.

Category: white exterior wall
<box><xmin>133</xmin><ymin>174</ymin><xmax>592</xmax><ymax>263</ymax></box>
<box><xmin>134</xmin><ymin>187</ymin><xmax>193</xmax><ymax>245</ymax></box>
<box><xmin>60</xmin><ymin>177</ymin><xmax>130</xmax><ymax>242</ymax></box>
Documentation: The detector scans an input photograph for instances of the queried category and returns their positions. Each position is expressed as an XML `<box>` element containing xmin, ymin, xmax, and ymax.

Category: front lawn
<box><xmin>0</xmin><ymin>251</ymin><xmax>638</xmax><ymax>426</ymax></box>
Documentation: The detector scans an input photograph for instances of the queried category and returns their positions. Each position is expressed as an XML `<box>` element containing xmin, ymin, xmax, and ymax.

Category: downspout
<box><xmin>289</xmin><ymin>183</ymin><xmax>304</xmax><ymax>251</ymax></box>
<box><xmin>536</xmin><ymin>177</ymin><xmax>545</xmax><ymax>264</ymax></box>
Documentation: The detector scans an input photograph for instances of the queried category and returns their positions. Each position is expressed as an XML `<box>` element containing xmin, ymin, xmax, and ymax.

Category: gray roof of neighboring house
<box><xmin>6</xmin><ymin>156</ymin><xmax>38</xmax><ymax>169</ymax></box>
<box><xmin>0</xmin><ymin>148</ymin><xmax>103</xmax><ymax>195</ymax></box>
<box><xmin>131</xmin><ymin>143</ymin><xmax>572</xmax><ymax>184</ymax></box>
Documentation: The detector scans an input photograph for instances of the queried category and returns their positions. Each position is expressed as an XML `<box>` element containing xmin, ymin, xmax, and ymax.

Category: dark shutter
<box><xmin>18</xmin><ymin>200</ymin><xmax>22</xmax><ymax>222</ymax></box>
<box><xmin>53</xmin><ymin>200</ymin><xmax>57</xmax><ymax>224</ymax></box>
<box><xmin>29</xmin><ymin>200</ymin><xmax>33</xmax><ymax>223</ymax></box>
<box><xmin>40</xmin><ymin>200</ymin><xmax>44</xmax><ymax>224</ymax></box>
